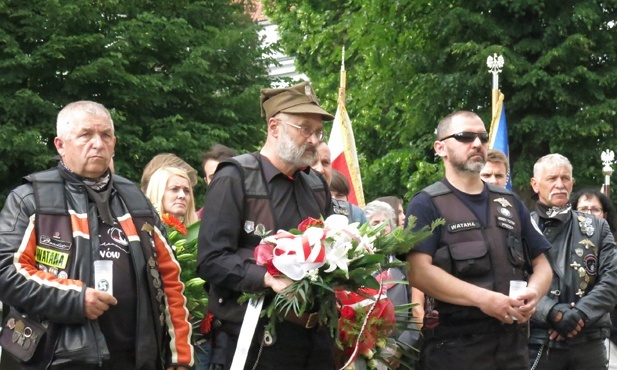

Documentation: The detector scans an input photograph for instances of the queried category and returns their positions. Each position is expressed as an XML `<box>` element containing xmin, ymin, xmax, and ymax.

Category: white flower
<box><xmin>324</xmin><ymin>240</ymin><xmax>352</xmax><ymax>277</ymax></box>
<box><xmin>324</xmin><ymin>214</ymin><xmax>349</xmax><ymax>230</ymax></box>
<box><xmin>305</xmin><ymin>268</ymin><xmax>319</xmax><ymax>281</ymax></box>
<box><xmin>354</xmin><ymin>234</ymin><xmax>375</xmax><ymax>255</ymax></box>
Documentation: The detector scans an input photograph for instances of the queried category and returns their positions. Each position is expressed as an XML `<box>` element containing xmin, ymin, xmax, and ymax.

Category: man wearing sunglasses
<box><xmin>197</xmin><ymin>81</ymin><xmax>335</xmax><ymax>370</ymax></box>
<box><xmin>528</xmin><ymin>154</ymin><xmax>617</xmax><ymax>370</ymax></box>
<box><xmin>406</xmin><ymin>111</ymin><xmax>553</xmax><ymax>370</ymax></box>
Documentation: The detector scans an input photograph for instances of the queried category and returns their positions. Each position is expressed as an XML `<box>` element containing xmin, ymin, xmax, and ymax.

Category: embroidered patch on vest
<box><xmin>39</xmin><ymin>234</ymin><xmax>71</xmax><ymax>251</ymax></box>
<box><xmin>585</xmin><ymin>254</ymin><xmax>598</xmax><ymax>276</ymax></box>
<box><xmin>497</xmin><ymin>216</ymin><xmax>516</xmax><ymax>230</ymax></box>
<box><xmin>498</xmin><ymin>207</ymin><xmax>512</xmax><ymax>218</ymax></box>
<box><xmin>35</xmin><ymin>246</ymin><xmax>69</xmax><ymax>269</ymax></box>
<box><xmin>447</xmin><ymin>221</ymin><xmax>481</xmax><ymax>233</ymax></box>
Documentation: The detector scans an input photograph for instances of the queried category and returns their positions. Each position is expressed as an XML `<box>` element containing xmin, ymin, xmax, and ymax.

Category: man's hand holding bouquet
<box><xmin>242</xmin><ymin>213</ymin><xmax>441</xmax><ymax>368</ymax></box>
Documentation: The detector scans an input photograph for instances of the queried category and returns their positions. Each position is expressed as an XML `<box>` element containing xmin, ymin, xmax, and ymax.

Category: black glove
<box><xmin>552</xmin><ymin>307</ymin><xmax>586</xmax><ymax>337</ymax></box>
<box><xmin>548</xmin><ymin>303</ymin><xmax>571</xmax><ymax>324</ymax></box>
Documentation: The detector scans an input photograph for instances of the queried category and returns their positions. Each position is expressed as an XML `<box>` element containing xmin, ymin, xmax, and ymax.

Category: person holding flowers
<box><xmin>197</xmin><ymin>81</ymin><xmax>335</xmax><ymax>370</ymax></box>
<box><xmin>406</xmin><ymin>111</ymin><xmax>553</xmax><ymax>370</ymax></box>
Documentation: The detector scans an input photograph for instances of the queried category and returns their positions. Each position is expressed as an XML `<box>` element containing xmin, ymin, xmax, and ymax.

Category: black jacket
<box><xmin>0</xmin><ymin>168</ymin><xmax>193</xmax><ymax>369</ymax></box>
<box><xmin>530</xmin><ymin>210</ymin><xmax>617</xmax><ymax>347</ymax></box>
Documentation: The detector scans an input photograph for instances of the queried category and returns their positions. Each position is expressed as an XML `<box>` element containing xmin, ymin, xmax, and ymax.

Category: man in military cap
<box><xmin>528</xmin><ymin>153</ymin><xmax>617</xmax><ymax>370</ymax></box>
<box><xmin>197</xmin><ymin>81</ymin><xmax>335</xmax><ymax>369</ymax></box>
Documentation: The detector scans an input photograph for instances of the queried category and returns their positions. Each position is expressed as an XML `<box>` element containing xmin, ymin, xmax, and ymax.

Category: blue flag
<box><xmin>488</xmin><ymin>95</ymin><xmax>512</xmax><ymax>189</ymax></box>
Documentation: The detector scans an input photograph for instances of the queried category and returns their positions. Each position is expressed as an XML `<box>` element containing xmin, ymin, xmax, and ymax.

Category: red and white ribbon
<box><xmin>271</xmin><ymin>227</ymin><xmax>327</xmax><ymax>280</ymax></box>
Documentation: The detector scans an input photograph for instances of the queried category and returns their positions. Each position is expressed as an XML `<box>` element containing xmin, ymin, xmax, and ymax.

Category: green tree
<box><xmin>264</xmin><ymin>0</ymin><xmax>617</xmax><ymax>203</ymax></box>
<box><xmin>0</xmin><ymin>0</ymin><xmax>272</xmax><ymax>203</ymax></box>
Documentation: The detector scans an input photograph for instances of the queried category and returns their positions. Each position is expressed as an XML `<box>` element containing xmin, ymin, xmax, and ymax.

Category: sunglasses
<box><xmin>440</xmin><ymin>131</ymin><xmax>489</xmax><ymax>144</ymax></box>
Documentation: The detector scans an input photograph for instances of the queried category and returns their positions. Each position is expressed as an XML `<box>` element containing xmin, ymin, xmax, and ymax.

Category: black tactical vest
<box><xmin>423</xmin><ymin>181</ymin><xmax>527</xmax><ymax>322</ymax></box>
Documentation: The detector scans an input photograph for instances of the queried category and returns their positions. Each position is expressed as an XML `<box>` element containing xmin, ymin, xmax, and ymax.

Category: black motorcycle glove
<box><xmin>552</xmin><ymin>307</ymin><xmax>586</xmax><ymax>337</ymax></box>
<box><xmin>548</xmin><ymin>303</ymin><xmax>571</xmax><ymax>324</ymax></box>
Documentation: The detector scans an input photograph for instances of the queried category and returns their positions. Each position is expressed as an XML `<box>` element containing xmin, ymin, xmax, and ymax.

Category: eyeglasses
<box><xmin>577</xmin><ymin>207</ymin><xmax>604</xmax><ymax>216</ymax></box>
<box><xmin>440</xmin><ymin>132</ymin><xmax>489</xmax><ymax>144</ymax></box>
<box><xmin>278</xmin><ymin>120</ymin><xmax>325</xmax><ymax>141</ymax></box>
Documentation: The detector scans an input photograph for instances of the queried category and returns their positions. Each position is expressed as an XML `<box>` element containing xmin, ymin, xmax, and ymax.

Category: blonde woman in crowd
<box><xmin>145</xmin><ymin>166</ymin><xmax>198</xmax><ymax>227</ymax></box>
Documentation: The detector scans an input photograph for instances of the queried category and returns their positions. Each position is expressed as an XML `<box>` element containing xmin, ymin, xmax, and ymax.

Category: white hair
<box><xmin>533</xmin><ymin>153</ymin><xmax>572</xmax><ymax>178</ymax></box>
<box><xmin>56</xmin><ymin>101</ymin><xmax>114</xmax><ymax>139</ymax></box>
<box><xmin>363</xmin><ymin>200</ymin><xmax>396</xmax><ymax>231</ymax></box>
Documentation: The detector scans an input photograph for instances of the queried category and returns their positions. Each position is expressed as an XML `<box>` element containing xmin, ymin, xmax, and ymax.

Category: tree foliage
<box><xmin>0</xmin><ymin>0</ymin><xmax>272</xmax><ymax>203</ymax></box>
<box><xmin>264</xmin><ymin>0</ymin><xmax>617</xmax><ymax>204</ymax></box>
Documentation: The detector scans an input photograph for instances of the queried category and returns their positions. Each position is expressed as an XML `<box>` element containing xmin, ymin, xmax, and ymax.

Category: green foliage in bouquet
<box><xmin>241</xmin><ymin>215</ymin><xmax>443</xmax><ymax>338</ymax></box>
<box><xmin>162</xmin><ymin>214</ymin><xmax>208</xmax><ymax>321</ymax></box>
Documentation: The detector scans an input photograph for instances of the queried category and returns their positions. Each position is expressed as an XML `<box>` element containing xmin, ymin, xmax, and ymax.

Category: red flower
<box><xmin>341</xmin><ymin>306</ymin><xmax>356</xmax><ymax>320</ymax></box>
<box><xmin>200</xmin><ymin>312</ymin><xmax>214</xmax><ymax>334</ymax></box>
<box><xmin>266</xmin><ymin>257</ymin><xmax>282</xmax><ymax>277</ymax></box>
<box><xmin>161</xmin><ymin>213</ymin><xmax>187</xmax><ymax>236</ymax></box>
<box><xmin>336</xmin><ymin>290</ymin><xmax>396</xmax><ymax>364</ymax></box>
<box><xmin>254</xmin><ymin>244</ymin><xmax>274</xmax><ymax>266</ymax></box>
<box><xmin>298</xmin><ymin>217</ymin><xmax>323</xmax><ymax>232</ymax></box>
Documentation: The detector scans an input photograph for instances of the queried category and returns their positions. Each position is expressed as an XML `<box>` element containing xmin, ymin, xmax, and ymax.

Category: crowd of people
<box><xmin>0</xmin><ymin>81</ymin><xmax>616</xmax><ymax>370</ymax></box>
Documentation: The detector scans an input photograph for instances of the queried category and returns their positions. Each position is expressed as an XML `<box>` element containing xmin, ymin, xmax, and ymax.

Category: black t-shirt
<box><xmin>407</xmin><ymin>179</ymin><xmax>550</xmax><ymax>259</ymax></box>
<box><xmin>96</xmin><ymin>218</ymin><xmax>137</xmax><ymax>355</ymax></box>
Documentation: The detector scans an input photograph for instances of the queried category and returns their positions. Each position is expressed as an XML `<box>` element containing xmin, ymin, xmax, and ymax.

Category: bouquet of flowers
<box><xmin>337</xmin><ymin>286</ymin><xmax>396</xmax><ymax>364</ymax></box>
<box><xmin>244</xmin><ymin>214</ymin><xmax>441</xmax><ymax>344</ymax></box>
<box><xmin>160</xmin><ymin>214</ymin><xmax>211</xmax><ymax>334</ymax></box>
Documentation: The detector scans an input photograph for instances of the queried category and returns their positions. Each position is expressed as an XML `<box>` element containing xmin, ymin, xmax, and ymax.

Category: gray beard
<box><xmin>276</xmin><ymin>129</ymin><xmax>316</xmax><ymax>168</ymax></box>
<box><xmin>453</xmin><ymin>158</ymin><xmax>485</xmax><ymax>174</ymax></box>
<box><xmin>464</xmin><ymin>160</ymin><xmax>485</xmax><ymax>173</ymax></box>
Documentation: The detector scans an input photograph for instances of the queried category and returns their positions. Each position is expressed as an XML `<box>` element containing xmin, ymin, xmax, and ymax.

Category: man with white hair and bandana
<box><xmin>529</xmin><ymin>153</ymin><xmax>617</xmax><ymax>370</ymax></box>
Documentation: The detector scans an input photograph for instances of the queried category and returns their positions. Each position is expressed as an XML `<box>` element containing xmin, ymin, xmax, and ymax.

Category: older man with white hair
<box><xmin>0</xmin><ymin>101</ymin><xmax>193</xmax><ymax>370</ymax></box>
<box><xmin>529</xmin><ymin>153</ymin><xmax>617</xmax><ymax>370</ymax></box>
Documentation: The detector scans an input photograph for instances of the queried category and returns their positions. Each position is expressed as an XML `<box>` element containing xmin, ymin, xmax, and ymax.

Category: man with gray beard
<box><xmin>197</xmin><ymin>82</ymin><xmax>334</xmax><ymax>370</ymax></box>
<box><xmin>406</xmin><ymin>111</ymin><xmax>552</xmax><ymax>370</ymax></box>
<box><xmin>528</xmin><ymin>154</ymin><xmax>617</xmax><ymax>370</ymax></box>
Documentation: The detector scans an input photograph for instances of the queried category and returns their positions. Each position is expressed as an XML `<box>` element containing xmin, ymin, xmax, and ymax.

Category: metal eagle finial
<box><xmin>487</xmin><ymin>53</ymin><xmax>504</xmax><ymax>75</ymax></box>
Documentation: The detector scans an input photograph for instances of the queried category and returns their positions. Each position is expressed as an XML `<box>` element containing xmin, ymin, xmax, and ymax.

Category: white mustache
<box><xmin>548</xmin><ymin>190</ymin><xmax>569</xmax><ymax>200</ymax></box>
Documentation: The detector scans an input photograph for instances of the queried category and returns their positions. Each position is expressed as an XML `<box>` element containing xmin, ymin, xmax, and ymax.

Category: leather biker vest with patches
<box><xmin>424</xmin><ymin>182</ymin><xmax>527</xmax><ymax>321</ymax></box>
<box><xmin>225</xmin><ymin>153</ymin><xmax>328</xmax><ymax>254</ymax></box>
<box><xmin>531</xmin><ymin>211</ymin><xmax>600</xmax><ymax>303</ymax></box>
<box><xmin>209</xmin><ymin>153</ymin><xmax>329</xmax><ymax>326</ymax></box>
<box><xmin>26</xmin><ymin>170</ymin><xmax>168</xmax><ymax>365</ymax></box>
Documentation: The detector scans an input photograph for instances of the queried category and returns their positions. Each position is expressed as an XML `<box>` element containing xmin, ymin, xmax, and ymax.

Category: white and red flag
<box><xmin>328</xmin><ymin>50</ymin><xmax>365</xmax><ymax>207</ymax></box>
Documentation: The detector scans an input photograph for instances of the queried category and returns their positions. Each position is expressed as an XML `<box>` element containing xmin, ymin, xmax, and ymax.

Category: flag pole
<box><xmin>487</xmin><ymin>54</ymin><xmax>505</xmax><ymax>149</ymax></box>
<box><xmin>339</xmin><ymin>47</ymin><xmax>346</xmax><ymax>103</ymax></box>
<box><xmin>328</xmin><ymin>46</ymin><xmax>365</xmax><ymax>207</ymax></box>
<box><xmin>602</xmin><ymin>150</ymin><xmax>614</xmax><ymax>198</ymax></box>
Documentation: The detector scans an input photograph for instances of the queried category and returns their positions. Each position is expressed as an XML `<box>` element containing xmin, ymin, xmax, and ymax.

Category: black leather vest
<box><xmin>208</xmin><ymin>153</ymin><xmax>329</xmax><ymax>326</ymax></box>
<box><xmin>224</xmin><ymin>153</ymin><xmax>328</xmax><ymax>252</ymax></box>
